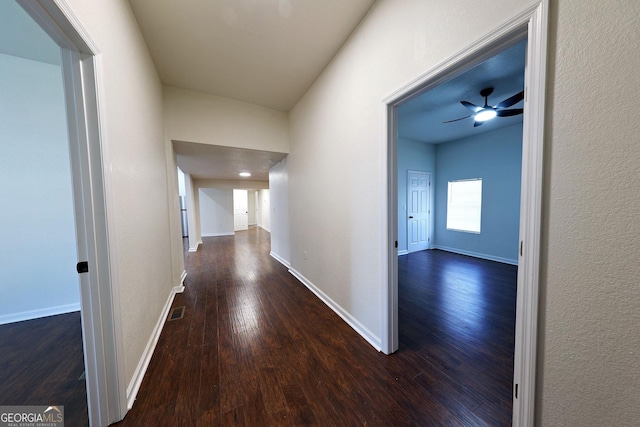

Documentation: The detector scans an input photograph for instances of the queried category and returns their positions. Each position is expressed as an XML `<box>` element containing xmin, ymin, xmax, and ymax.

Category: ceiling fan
<box><xmin>443</xmin><ymin>87</ymin><xmax>524</xmax><ymax>127</ymax></box>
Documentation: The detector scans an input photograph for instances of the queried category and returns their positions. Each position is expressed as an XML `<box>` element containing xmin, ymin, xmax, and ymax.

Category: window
<box><xmin>447</xmin><ymin>179</ymin><xmax>482</xmax><ymax>233</ymax></box>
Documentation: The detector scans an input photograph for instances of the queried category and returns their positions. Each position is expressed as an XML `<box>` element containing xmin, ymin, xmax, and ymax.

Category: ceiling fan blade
<box><xmin>460</xmin><ymin>100</ymin><xmax>482</xmax><ymax>112</ymax></box>
<box><xmin>442</xmin><ymin>115</ymin><xmax>471</xmax><ymax>124</ymax></box>
<box><xmin>473</xmin><ymin>121</ymin><xmax>484</xmax><ymax>127</ymax></box>
<box><xmin>496</xmin><ymin>108</ymin><xmax>524</xmax><ymax>117</ymax></box>
<box><xmin>495</xmin><ymin>90</ymin><xmax>524</xmax><ymax>109</ymax></box>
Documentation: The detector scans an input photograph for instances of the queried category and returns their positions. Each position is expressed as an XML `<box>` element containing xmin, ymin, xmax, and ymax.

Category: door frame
<box><xmin>18</xmin><ymin>1</ymin><xmax>126</xmax><ymax>425</ymax></box>
<box><xmin>406</xmin><ymin>170</ymin><xmax>431</xmax><ymax>254</ymax></box>
<box><xmin>381</xmin><ymin>2</ymin><xmax>548</xmax><ymax>426</ymax></box>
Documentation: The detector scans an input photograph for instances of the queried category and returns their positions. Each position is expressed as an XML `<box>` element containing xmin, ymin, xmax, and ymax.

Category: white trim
<box><xmin>18</xmin><ymin>1</ymin><xmax>127</xmax><ymax>425</ymax></box>
<box><xmin>201</xmin><ymin>232</ymin><xmax>235</xmax><ymax>237</ymax></box>
<box><xmin>258</xmin><ymin>225</ymin><xmax>271</xmax><ymax>233</ymax></box>
<box><xmin>397</xmin><ymin>250</ymin><xmax>408</xmax><ymax>256</ymax></box>
<box><xmin>288</xmin><ymin>268</ymin><xmax>381</xmax><ymax>351</ymax></box>
<box><xmin>126</xmin><ymin>285</ymin><xmax>183</xmax><ymax>409</ymax></box>
<box><xmin>188</xmin><ymin>241</ymin><xmax>202</xmax><ymax>253</ymax></box>
<box><xmin>180</xmin><ymin>270</ymin><xmax>187</xmax><ymax>286</ymax></box>
<box><xmin>382</xmin><ymin>2</ymin><xmax>548</xmax><ymax>426</ymax></box>
<box><xmin>270</xmin><ymin>251</ymin><xmax>291</xmax><ymax>268</ymax></box>
<box><xmin>432</xmin><ymin>245</ymin><xmax>518</xmax><ymax>266</ymax></box>
<box><xmin>0</xmin><ymin>304</ymin><xmax>81</xmax><ymax>326</ymax></box>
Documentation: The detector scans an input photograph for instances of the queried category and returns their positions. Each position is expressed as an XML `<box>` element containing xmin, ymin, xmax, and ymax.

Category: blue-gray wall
<box><xmin>398</xmin><ymin>123</ymin><xmax>523</xmax><ymax>264</ymax></box>
<box><xmin>397</xmin><ymin>138</ymin><xmax>435</xmax><ymax>253</ymax></box>
<box><xmin>434</xmin><ymin>123</ymin><xmax>523</xmax><ymax>263</ymax></box>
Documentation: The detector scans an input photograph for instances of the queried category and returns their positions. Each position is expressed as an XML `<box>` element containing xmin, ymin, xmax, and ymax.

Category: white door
<box><xmin>407</xmin><ymin>171</ymin><xmax>430</xmax><ymax>253</ymax></box>
<box><xmin>233</xmin><ymin>189</ymin><xmax>249</xmax><ymax>231</ymax></box>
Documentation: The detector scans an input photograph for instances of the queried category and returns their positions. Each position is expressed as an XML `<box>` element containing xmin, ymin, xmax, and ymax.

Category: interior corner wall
<box><xmin>397</xmin><ymin>138</ymin><xmax>436</xmax><ymax>254</ymax></box>
<box><xmin>0</xmin><ymin>53</ymin><xmax>80</xmax><ymax>325</ymax></box>
<box><xmin>163</xmin><ymin>85</ymin><xmax>290</xmax><ymax>153</ymax></box>
<box><xmin>269</xmin><ymin>157</ymin><xmax>290</xmax><ymax>264</ymax></box>
<box><xmin>433</xmin><ymin>124</ymin><xmax>522</xmax><ymax>264</ymax></box>
<box><xmin>65</xmin><ymin>0</ymin><xmax>176</xmax><ymax>392</ymax></box>
<box><xmin>199</xmin><ymin>188</ymin><xmax>234</xmax><ymax>236</ymax></box>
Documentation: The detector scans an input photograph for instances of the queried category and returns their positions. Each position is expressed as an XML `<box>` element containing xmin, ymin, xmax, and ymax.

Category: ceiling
<box><xmin>398</xmin><ymin>40</ymin><xmax>526</xmax><ymax>144</ymax></box>
<box><xmin>0</xmin><ymin>0</ymin><xmax>60</xmax><ymax>65</ymax></box>
<box><xmin>5</xmin><ymin>1</ymin><xmax>522</xmax><ymax>182</ymax></box>
<box><xmin>173</xmin><ymin>141</ymin><xmax>287</xmax><ymax>181</ymax></box>
<box><xmin>127</xmin><ymin>0</ymin><xmax>376</xmax><ymax>112</ymax></box>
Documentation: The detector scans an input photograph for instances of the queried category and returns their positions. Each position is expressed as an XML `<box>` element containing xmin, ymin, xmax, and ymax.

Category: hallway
<box><xmin>114</xmin><ymin>227</ymin><xmax>514</xmax><ymax>426</ymax></box>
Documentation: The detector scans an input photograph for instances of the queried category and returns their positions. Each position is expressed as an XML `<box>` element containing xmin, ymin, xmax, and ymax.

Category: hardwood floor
<box><xmin>0</xmin><ymin>311</ymin><xmax>88</xmax><ymax>426</ymax></box>
<box><xmin>113</xmin><ymin>227</ymin><xmax>516</xmax><ymax>426</ymax></box>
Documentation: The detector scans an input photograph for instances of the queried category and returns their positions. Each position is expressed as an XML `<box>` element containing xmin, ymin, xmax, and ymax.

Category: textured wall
<box><xmin>65</xmin><ymin>0</ymin><xmax>176</xmax><ymax>388</ymax></box>
<box><xmin>538</xmin><ymin>1</ymin><xmax>640</xmax><ymax>424</ymax></box>
<box><xmin>164</xmin><ymin>86</ymin><xmax>289</xmax><ymax>153</ymax></box>
<box><xmin>289</xmin><ymin>0</ymin><xmax>531</xmax><ymax>347</ymax></box>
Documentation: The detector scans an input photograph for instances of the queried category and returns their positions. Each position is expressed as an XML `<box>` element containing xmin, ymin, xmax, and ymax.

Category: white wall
<box><xmin>0</xmin><ymin>53</ymin><xmax>80</xmax><ymax>324</ymax></box>
<box><xmin>164</xmin><ymin>86</ymin><xmax>290</xmax><ymax>153</ymax></box>
<box><xmin>247</xmin><ymin>190</ymin><xmax>257</xmax><ymax>225</ymax></box>
<box><xmin>257</xmin><ymin>189</ymin><xmax>271</xmax><ymax>233</ymax></box>
<box><xmin>287</xmin><ymin>0</ymin><xmax>640</xmax><ymax>425</ymax></box>
<box><xmin>65</xmin><ymin>0</ymin><xmax>179</xmax><ymax>392</ymax></box>
<box><xmin>269</xmin><ymin>158</ymin><xmax>290</xmax><ymax>265</ymax></box>
<box><xmin>199</xmin><ymin>188</ymin><xmax>234</xmax><ymax>236</ymax></box>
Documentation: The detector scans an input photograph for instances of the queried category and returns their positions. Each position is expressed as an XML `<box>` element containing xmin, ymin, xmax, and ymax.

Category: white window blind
<box><xmin>447</xmin><ymin>179</ymin><xmax>482</xmax><ymax>233</ymax></box>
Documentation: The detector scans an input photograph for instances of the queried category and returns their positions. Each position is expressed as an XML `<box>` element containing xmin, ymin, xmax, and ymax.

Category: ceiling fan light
<box><xmin>474</xmin><ymin>109</ymin><xmax>497</xmax><ymax>122</ymax></box>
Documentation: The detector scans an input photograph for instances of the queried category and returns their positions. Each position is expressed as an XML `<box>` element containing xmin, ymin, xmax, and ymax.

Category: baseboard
<box><xmin>432</xmin><ymin>245</ymin><xmax>518</xmax><ymax>265</ymax></box>
<box><xmin>179</xmin><ymin>270</ymin><xmax>187</xmax><ymax>289</ymax></box>
<box><xmin>397</xmin><ymin>250</ymin><xmax>409</xmax><ymax>256</ymax></box>
<box><xmin>188</xmin><ymin>241</ymin><xmax>202</xmax><ymax>252</ymax></box>
<box><xmin>201</xmin><ymin>232</ymin><xmax>234</xmax><ymax>237</ymax></box>
<box><xmin>269</xmin><ymin>251</ymin><xmax>290</xmax><ymax>268</ymax></box>
<box><xmin>0</xmin><ymin>303</ymin><xmax>81</xmax><ymax>326</ymax></box>
<box><xmin>126</xmin><ymin>284</ymin><xmax>182</xmax><ymax>409</ymax></box>
<box><xmin>258</xmin><ymin>225</ymin><xmax>271</xmax><ymax>233</ymax></box>
<box><xmin>287</xmin><ymin>268</ymin><xmax>381</xmax><ymax>351</ymax></box>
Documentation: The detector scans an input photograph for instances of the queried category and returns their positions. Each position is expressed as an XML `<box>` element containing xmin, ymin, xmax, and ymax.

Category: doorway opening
<box><xmin>15</xmin><ymin>0</ymin><xmax>127</xmax><ymax>425</ymax></box>
<box><xmin>383</xmin><ymin>3</ymin><xmax>549</xmax><ymax>425</ymax></box>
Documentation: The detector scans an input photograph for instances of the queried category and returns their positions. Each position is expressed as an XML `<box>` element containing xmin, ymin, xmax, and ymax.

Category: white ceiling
<box><xmin>127</xmin><ymin>0</ymin><xmax>376</xmax><ymax>112</ymax></box>
<box><xmin>111</xmin><ymin>2</ymin><xmax>522</xmax><ymax>181</ymax></box>
<box><xmin>173</xmin><ymin>141</ymin><xmax>287</xmax><ymax>181</ymax></box>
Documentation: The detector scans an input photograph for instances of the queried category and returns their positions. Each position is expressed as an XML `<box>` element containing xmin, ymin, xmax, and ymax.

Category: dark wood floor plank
<box><xmin>0</xmin><ymin>312</ymin><xmax>88</xmax><ymax>426</ymax></box>
<box><xmin>112</xmin><ymin>227</ymin><xmax>516</xmax><ymax>426</ymax></box>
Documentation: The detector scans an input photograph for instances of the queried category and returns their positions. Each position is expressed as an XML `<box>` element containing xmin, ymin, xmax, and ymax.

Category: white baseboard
<box><xmin>201</xmin><ymin>232</ymin><xmax>234</xmax><ymax>237</ymax></box>
<box><xmin>0</xmin><ymin>303</ymin><xmax>81</xmax><ymax>326</ymax></box>
<box><xmin>287</xmin><ymin>268</ymin><xmax>381</xmax><ymax>351</ymax></box>
<box><xmin>258</xmin><ymin>225</ymin><xmax>270</xmax><ymax>233</ymax></box>
<box><xmin>397</xmin><ymin>250</ymin><xmax>409</xmax><ymax>256</ymax></box>
<box><xmin>432</xmin><ymin>245</ymin><xmax>518</xmax><ymax>265</ymax></box>
<box><xmin>269</xmin><ymin>251</ymin><xmax>290</xmax><ymax>268</ymax></box>
<box><xmin>126</xmin><ymin>284</ymin><xmax>183</xmax><ymax>409</ymax></box>
<box><xmin>188</xmin><ymin>241</ymin><xmax>202</xmax><ymax>252</ymax></box>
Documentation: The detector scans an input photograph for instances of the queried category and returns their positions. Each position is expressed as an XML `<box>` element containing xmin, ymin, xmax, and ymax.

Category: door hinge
<box><xmin>76</xmin><ymin>261</ymin><xmax>89</xmax><ymax>274</ymax></box>
<box><xmin>520</xmin><ymin>241</ymin><xmax>523</xmax><ymax>257</ymax></box>
<box><xmin>514</xmin><ymin>383</ymin><xmax>519</xmax><ymax>399</ymax></box>
<box><xmin>395</xmin><ymin>241</ymin><xmax>398</xmax><ymax>248</ymax></box>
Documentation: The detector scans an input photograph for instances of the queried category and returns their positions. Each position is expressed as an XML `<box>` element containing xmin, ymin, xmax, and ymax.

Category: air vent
<box><xmin>168</xmin><ymin>306</ymin><xmax>185</xmax><ymax>321</ymax></box>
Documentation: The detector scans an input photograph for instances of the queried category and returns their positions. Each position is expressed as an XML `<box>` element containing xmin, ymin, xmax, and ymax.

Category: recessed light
<box><xmin>239</xmin><ymin>172</ymin><xmax>251</xmax><ymax>177</ymax></box>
